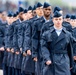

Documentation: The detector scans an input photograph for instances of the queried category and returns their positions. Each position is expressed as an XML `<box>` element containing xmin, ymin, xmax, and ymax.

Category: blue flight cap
<box><xmin>43</xmin><ymin>2</ymin><xmax>51</xmax><ymax>8</ymax></box>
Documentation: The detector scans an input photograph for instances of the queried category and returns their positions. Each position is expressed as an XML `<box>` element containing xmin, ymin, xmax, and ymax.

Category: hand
<box><xmin>33</xmin><ymin>57</ymin><xmax>38</xmax><ymax>62</ymax></box>
<box><xmin>11</xmin><ymin>48</ymin><xmax>14</xmax><ymax>53</ymax></box>
<box><xmin>0</xmin><ymin>47</ymin><xmax>4</xmax><ymax>51</ymax></box>
<box><xmin>46</xmin><ymin>60</ymin><xmax>52</xmax><ymax>65</ymax></box>
<box><xmin>73</xmin><ymin>56</ymin><xmax>76</xmax><ymax>60</ymax></box>
<box><xmin>7</xmin><ymin>48</ymin><xmax>10</xmax><ymax>52</ymax></box>
<box><xmin>27</xmin><ymin>50</ymin><xmax>31</xmax><ymax>55</ymax></box>
<box><xmin>23</xmin><ymin>52</ymin><xmax>27</xmax><ymax>56</ymax></box>
<box><xmin>15</xmin><ymin>51</ymin><xmax>20</xmax><ymax>55</ymax></box>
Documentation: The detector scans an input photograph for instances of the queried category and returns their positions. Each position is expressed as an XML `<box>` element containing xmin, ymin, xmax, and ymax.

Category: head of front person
<box><xmin>27</xmin><ymin>6</ymin><xmax>33</xmax><ymax>19</ymax></box>
<box><xmin>18</xmin><ymin>7</ymin><xmax>24</xmax><ymax>21</ymax></box>
<box><xmin>43</xmin><ymin>2</ymin><xmax>52</xmax><ymax>19</ymax></box>
<box><xmin>35</xmin><ymin>2</ymin><xmax>44</xmax><ymax>17</ymax></box>
<box><xmin>53</xmin><ymin>11</ymin><xmax>63</xmax><ymax>29</ymax></box>
<box><xmin>64</xmin><ymin>14</ymin><xmax>71</xmax><ymax>23</ymax></box>
<box><xmin>70</xmin><ymin>14</ymin><xmax>76</xmax><ymax>27</ymax></box>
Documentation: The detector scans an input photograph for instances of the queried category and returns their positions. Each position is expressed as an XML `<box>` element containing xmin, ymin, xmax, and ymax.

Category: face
<box><xmin>19</xmin><ymin>12</ymin><xmax>24</xmax><ymax>21</ymax></box>
<box><xmin>1</xmin><ymin>11</ymin><xmax>7</xmax><ymax>21</ymax></box>
<box><xmin>27</xmin><ymin>10</ymin><xmax>33</xmax><ymax>19</ymax></box>
<box><xmin>23</xmin><ymin>13</ymin><xmax>28</xmax><ymax>20</ymax></box>
<box><xmin>70</xmin><ymin>19</ymin><xmax>76</xmax><ymax>27</ymax></box>
<box><xmin>13</xmin><ymin>17</ymin><xmax>17</xmax><ymax>22</ymax></box>
<box><xmin>7</xmin><ymin>17</ymin><xmax>13</xmax><ymax>24</ymax></box>
<box><xmin>32</xmin><ymin>10</ymin><xmax>36</xmax><ymax>17</ymax></box>
<box><xmin>36</xmin><ymin>6</ymin><xmax>44</xmax><ymax>17</ymax></box>
<box><xmin>43</xmin><ymin>6</ymin><xmax>52</xmax><ymax>17</ymax></box>
<box><xmin>53</xmin><ymin>16</ymin><xmax>63</xmax><ymax>28</ymax></box>
<box><xmin>64</xmin><ymin>18</ymin><xmax>70</xmax><ymax>23</ymax></box>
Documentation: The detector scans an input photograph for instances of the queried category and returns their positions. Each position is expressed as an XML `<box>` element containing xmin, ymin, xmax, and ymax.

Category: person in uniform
<box><xmin>3</xmin><ymin>12</ymin><xmax>13</xmax><ymax>75</ymax></box>
<box><xmin>7</xmin><ymin>13</ymin><xmax>19</xmax><ymax>75</ymax></box>
<box><xmin>0</xmin><ymin>11</ymin><xmax>7</xmax><ymax>70</ymax></box>
<box><xmin>41</xmin><ymin>2</ymin><xmax>53</xmax><ymax>36</ymax></box>
<box><xmin>13</xmin><ymin>7</ymin><xmax>24</xmax><ymax>75</ymax></box>
<box><xmin>6</xmin><ymin>12</ymin><xmax>16</xmax><ymax>75</ymax></box>
<box><xmin>41</xmin><ymin>11</ymin><xmax>73</xmax><ymax>75</ymax></box>
<box><xmin>21</xmin><ymin>6</ymin><xmax>35</xmax><ymax>75</ymax></box>
<box><xmin>32</xmin><ymin>2</ymin><xmax>52</xmax><ymax>75</ymax></box>
<box><xmin>63</xmin><ymin>14</ymin><xmax>72</xmax><ymax>33</ymax></box>
<box><xmin>70</xmin><ymin>15</ymin><xmax>76</xmax><ymax>75</ymax></box>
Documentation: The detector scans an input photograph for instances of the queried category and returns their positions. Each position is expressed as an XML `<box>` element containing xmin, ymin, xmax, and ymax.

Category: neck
<box><xmin>54</xmin><ymin>25</ymin><xmax>62</xmax><ymax>30</ymax></box>
<box><xmin>44</xmin><ymin>15</ymin><xmax>50</xmax><ymax>20</ymax></box>
<box><xmin>24</xmin><ymin>18</ymin><xmax>27</xmax><ymax>21</ymax></box>
<box><xmin>8</xmin><ymin>22</ymin><xmax>12</xmax><ymax>25</ymax></box>
<box><xmin>72</xmin><ymin>26</ymin><xmax>76</xmax><ymax>28</ymax></box>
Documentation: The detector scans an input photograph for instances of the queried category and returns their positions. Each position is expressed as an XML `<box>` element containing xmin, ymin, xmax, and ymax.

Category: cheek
<box><xmin>61</xmin><ymin>21</ymin><xmax>63</xmax><ymax>24</ymax></box>
<box><xmin>40</xmin><ymin>10</ymin><xmax>43</xmax><ymax>13</ymax></box>
<box><xmin>23</xmin><ymin>15</ymin><xmax>25</xmax><ymax>17</ymax></box>
<box><xmin>21</xmin><ymin>15</ymin><xmax>24</xmax><ymax>18</ymax></box>
<box><xmin>29</xmin><ymin>14</ymin><xmax>31</xmax><ymax>16</ymax></box>
<box><xmin>53</xmin><ymin>20</ymin><xmax>57</xmax><ymax>24</ymax></box>
<box><xmin>38</xmin><ymin>11</ymin><xmax>41</xmax><ymax>13</ymax></box>
<box><xmin>36</xmin><ymin>10</ymin><xmax>39</xmax><ymax>14</ymax></box>
<box><xmin>45</xmin><ymin>11</ymin><xmax>49</xmax><ymax>13</ymax></box>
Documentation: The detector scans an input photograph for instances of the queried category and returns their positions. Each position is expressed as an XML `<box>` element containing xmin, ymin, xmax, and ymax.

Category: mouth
<box><xmin>57</xmin><ymin>23</ymin><xmax>60</xmax><ymax>25</ymax></box>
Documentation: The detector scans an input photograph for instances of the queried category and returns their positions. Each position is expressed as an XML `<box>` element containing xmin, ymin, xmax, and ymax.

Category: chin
<box><xmin>57</xmin><ymin>25</ymin><xmax>61</xmax><ymax>27</ymax></box>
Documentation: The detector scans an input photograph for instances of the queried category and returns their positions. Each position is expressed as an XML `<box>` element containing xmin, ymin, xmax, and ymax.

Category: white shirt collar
<box><xmin>43</xmin><ymin>17</ymin><xmax>50</xmax><ymax>23</ymax></box>
<box><xmin>54</xmin><ymin>26</ymin><xmax>63</xmax><ymax>36</ymax></box>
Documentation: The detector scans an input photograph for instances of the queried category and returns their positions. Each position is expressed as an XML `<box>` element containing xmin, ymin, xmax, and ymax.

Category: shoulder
<box><xmin>42</xmin><ymin>29</ymin><xmax>51</xmax><ymax>39</ymax></box>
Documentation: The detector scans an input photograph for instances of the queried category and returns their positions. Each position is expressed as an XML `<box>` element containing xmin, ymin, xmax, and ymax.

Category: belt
<box><xmin>50</xmin><ymin>50</ymin><xmax>67</xmax><ymax>54</ymax></box>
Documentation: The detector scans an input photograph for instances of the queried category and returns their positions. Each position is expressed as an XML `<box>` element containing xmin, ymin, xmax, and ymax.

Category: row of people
<box><xmin>0</xmin><ymin>2</ymin><xmax>76</xmax><ymax>75</ymax></box>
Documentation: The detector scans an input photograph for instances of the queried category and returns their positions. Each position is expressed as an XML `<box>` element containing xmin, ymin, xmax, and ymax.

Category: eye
<box><xmin>45</xmin><ymin>8</ymin><xmax>47</xmax><ymax>10</ymax></box>
<box><xmin>48</xmin><ymin>9</ymin><xmax>51</xmax><ymax>11</ymax></box>
<box><xmin>55</xmin><ymin>19</ymin><xmax>58</xmax><ymax>21</ymax></box>
<box><xmin>59</xmin><ymin>18</ymin><xmax>62</xmax><ymax>20</ymax></box>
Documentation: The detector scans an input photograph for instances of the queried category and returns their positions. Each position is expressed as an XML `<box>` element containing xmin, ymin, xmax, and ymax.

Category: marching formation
<box><xmin>0</xmin><ymin>2</ymin><xmax>76</xmax><ymax>75</ymax></box>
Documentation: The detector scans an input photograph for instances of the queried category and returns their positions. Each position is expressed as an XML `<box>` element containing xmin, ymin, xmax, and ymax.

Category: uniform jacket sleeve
<box><xmin>23</xmin><ymin>22</ymin><xmax>31</xmax><ymax>52</ymax></box>
<box><xmin>32</xmin><ymin>21</ymin><xmax>39</xmax><ymax>58</ymax></box>
<box><xmin>41</xmin><ymin>32</ymin><xmax>51</xmax><ymax>63</ymax></box>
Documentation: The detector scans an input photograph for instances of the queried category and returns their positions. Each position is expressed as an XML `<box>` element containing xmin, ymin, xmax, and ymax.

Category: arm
<box><xmin>32</xmin><ymin>21</ymin><xmax>39</xmax><ymax>58</ymax></box>
<box><xmin>41</xmin><ymin>32</ymin><xmax>51</xmax><ymax>63</ymax></box>
<box><xmin>23</xmin><ymin>23</ymin><xmax>31</xmax><ymax>53</ymax></box>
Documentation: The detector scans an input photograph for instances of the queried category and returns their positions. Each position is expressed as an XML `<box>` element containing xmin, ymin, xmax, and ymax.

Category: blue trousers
<box><xmin>3</xmin><ymin>64</ymin><xmax>8</xmax><ymax>75</ymax></box>
<box><xmin>15</xmin><ymin>68</ymin><xmax>21</xmax><ymax>75</ymax></box>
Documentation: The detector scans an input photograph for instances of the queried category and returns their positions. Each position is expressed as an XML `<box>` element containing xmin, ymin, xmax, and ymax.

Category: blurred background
<box><xmin>0</xmin><ymin>0</ymin><xmax>76</xmax><ymax>15</ymax></box>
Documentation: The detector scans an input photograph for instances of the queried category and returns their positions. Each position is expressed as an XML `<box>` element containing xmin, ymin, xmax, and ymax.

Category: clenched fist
<box><xmin>27</xmin><ymin>50</ymin><xmax>31</xmax><ymax>55</ymax></box>
<box><xmin>46</xmin><ymin>60</ymin><xmax>52</xmax><ymax>65</ymax></box>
